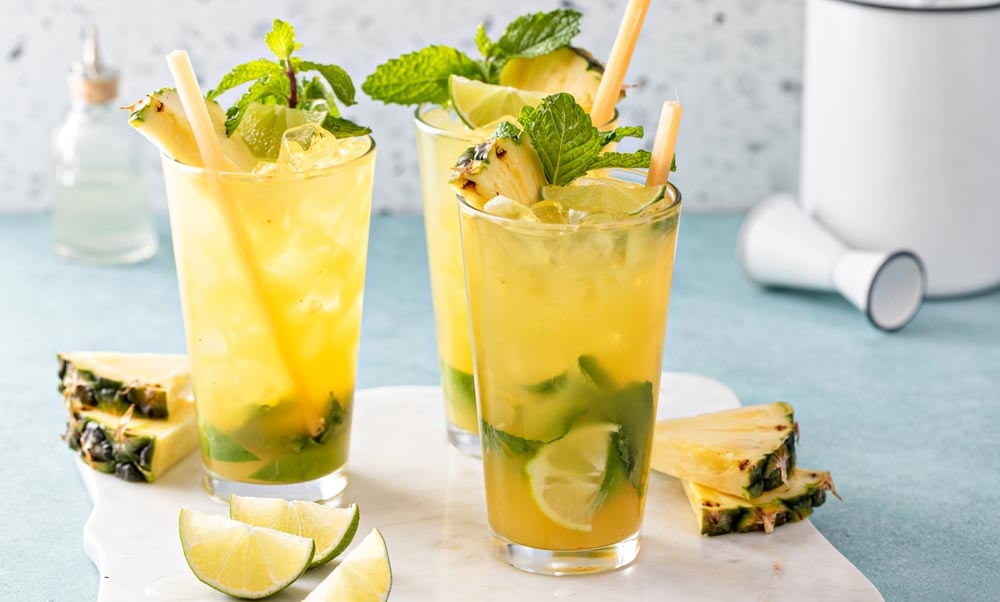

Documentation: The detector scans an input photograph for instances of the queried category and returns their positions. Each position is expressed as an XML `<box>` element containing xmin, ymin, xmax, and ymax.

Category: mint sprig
<box><xmin>362</xmin><ymin>9</ymin><xmax>582</xmax><ymax>106</ymax></box>
<box><xmin>208</xmin><ymin>19</ymin><xmax>368</xmax><ymax>137</ymax></box>
<box><xmin>509</xmin><ymin>93</ymin><xmax>660</xmax><ymax>186</ymax></box>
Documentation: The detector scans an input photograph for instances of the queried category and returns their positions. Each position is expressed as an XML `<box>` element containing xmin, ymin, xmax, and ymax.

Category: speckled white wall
<box><xmin>2</xmin><ymin>0</ymin><xmax>804</xmax><ymax>212</ymax></box>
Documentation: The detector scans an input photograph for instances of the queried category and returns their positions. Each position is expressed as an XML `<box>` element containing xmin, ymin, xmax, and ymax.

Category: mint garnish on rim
<box><xmin>208</xmin><ymin>19</ymin><xmax>369</xmax><ymax>137</ymax></box>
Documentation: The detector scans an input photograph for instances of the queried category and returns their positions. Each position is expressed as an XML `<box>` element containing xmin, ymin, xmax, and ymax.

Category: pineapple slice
<box><xmin>449</xmin><ymin>132</ymin><xmax>547</xmax><ymax>209</ymax></box>
<box><xmin>126</xmin><ymin>88</ymin><xmax>257</xmax><ymax>171</ymax></box>
<box><xmin>651</xmin><ymin>402</ymin><xmax>797</xmax><ymax>499</ymax></box>
<box><xmin>63</xmin><ymin>403</ymin><xmax>198</xmax><ymax>483</ymax></box>
<box><xmin>499</xmin><ymin>46</ymin><xmax>620</xmax><ymax>115</ymax></box>
<box><xmin>683</xmin><ymin>468</ymin><xmax>839</xmax><ymax>536</ymax></box>
<box><xmin>58</xmin><ymin>352</ymin><xmax>190</xmax><ymax>419</ymax></box>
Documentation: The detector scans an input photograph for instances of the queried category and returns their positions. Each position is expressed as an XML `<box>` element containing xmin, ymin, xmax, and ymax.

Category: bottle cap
<box><xmin>68</xmin><ymin>25</ymin><xmax>119</xmax><ymax>104</ymax></box>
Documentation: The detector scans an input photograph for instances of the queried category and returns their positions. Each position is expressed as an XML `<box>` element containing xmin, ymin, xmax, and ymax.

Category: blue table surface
<box><xmin>0</xmin><ymin>213</ymin><xmax>997</xmax><ymax>602</ymax></box>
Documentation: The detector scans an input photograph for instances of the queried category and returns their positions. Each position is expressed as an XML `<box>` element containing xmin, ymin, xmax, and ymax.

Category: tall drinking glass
<box><xmin>162</xmin><ymin>137</ymin><xmax>376</xmax><ymax>502</ymax></box>
<box><xmin>458</xmin><ymin>173</ymin><xmax>681</xmax><ymax>575</ymax></box>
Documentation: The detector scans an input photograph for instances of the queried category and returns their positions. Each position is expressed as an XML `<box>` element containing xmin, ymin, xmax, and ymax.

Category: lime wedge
<box><xmin>236</xmin><ymin>103</ymin><xmax>325</xmax><ymax>160</ymax></box>
<box><xmin>526</xmin><ymin>423</ymin><xmax>620</xmax><ymax>532</ymax></box>
<box><xmin>541</xmin><ymin>181</ymin><xmax>666</xmax><ymax>218</ymax></box>
<box><xmin>229</xmin><ymin>496</ymin><xmax>360</xmax><ymax>568</ymax></box>
<box><xmin>303</xmin><ymin>528</ymin><xmax>392</xmax><ymax>602</ymax></box>
<box><xmin>449</xmin><ymin>75</ymin><xmax>546</xmax><ymax>128</ymax></box>
<box><xmin>178</xmin><ymin>508</ymin><xmax>314</xmax><ymax>599</ymax></box>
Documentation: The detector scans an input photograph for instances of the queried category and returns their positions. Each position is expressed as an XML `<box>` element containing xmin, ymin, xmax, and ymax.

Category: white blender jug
<box><xmin>800</xmin><ymin>0</ymin><xmax>1000</xmax><ymax>297</ymax></box>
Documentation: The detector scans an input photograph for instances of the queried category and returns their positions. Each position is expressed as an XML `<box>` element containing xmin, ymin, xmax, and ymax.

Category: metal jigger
<box><xmin>737</xmin><ymin>195</ymin><xmax>926</xmax><ymax>332</ymax></box>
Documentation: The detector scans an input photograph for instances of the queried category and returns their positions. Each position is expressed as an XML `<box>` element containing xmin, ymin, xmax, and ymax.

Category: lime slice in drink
<box><xmin>541</xmin><ymin>181</ymin><xmax>666</xmax><ymax>218</ymax></box>
<box><xmin>303</xmin><ymin>528</ymin><xmax>392</xmax><ymax>602</ymax></box>
<box><xmin>178</xmin><ymin>508</ymin><xmax>314</xmax><ymax>599</ymax></box>
<box><xmin>236</xmin><ymin>103</ymin><xmax>325</xmax><ymax>160</ymax></box>
<box><xmin>526</xmin><ymin>423</ymin><xmax>620</xmax><ymax>532</ymax></box>
<box><xmin>230</xmin><ymin>496</ymin><xmax>360</xmax><ymax>568</ymax></box>
<box><xmin>449</xmin><ymin>75</ymin><xmax>546</xmax><ymax>128</ymax></box>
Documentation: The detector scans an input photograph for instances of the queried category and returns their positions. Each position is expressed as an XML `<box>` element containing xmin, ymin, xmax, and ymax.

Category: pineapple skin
<box><xmin>449</xmin><ymin>134</ymin><xmax>547</xmax><ymax>209</ymax></box>
<box><xmin>652</xmin><ymin>402</ymin><xmax>797</xmax><ymax>499</ymax></box>
<box><xmin>57</xmin><ymin>353</ymin><xmax>186</xmax><ymax>420</ymax></box>
<box><xmin>682</xmin><ymin>469</ymin><xmax>836</xmax><ymax>537</ymax></box>
<box><xmin>62</xmin><ymin>405</ymin><xmax>198</xmax><ymax>483</ymax></box>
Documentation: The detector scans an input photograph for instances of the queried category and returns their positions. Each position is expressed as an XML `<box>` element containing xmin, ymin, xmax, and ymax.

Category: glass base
<box><xmin>491</xmin><ymin>532</ymin><xmax>640</xmax><ymax>576</ymax></box>
<box><xmin>203</xmin><ymin>465</ymin><xmax>347</xmax><ymax>503</ymax></box>
<box><xmin>447</xmin><ymin>421</ymin><xmax>481</xmax><ymax>457</ymax></box>
<box><xmin>52</xmin><ymin>237</ymin><xmax>158</xmax><ymax>265</ymax></box>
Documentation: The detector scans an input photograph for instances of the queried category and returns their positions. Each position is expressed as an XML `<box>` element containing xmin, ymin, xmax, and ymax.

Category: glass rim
<box><xmin>413</xmin><ymin>103</ymin><xmax>621</xmax><ymax>141</ymax></box>
<box><xmin>457</xmin><ymin>170</ymin><xmax>682</xmax><ymax>232</ymax></box>
<box><xmin>160</xmin><ymin>134</ymin><xmax>376</xmax><ymax>181</ymax></box>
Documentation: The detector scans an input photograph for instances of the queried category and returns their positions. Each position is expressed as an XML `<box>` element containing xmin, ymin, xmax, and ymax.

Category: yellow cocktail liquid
<box><xmin>460</xmin><ymin>182</ymin><xmax>681</xmax><ymax>552</ymax></box>
<box><xmin>162</xmin><ymin>140</ymin><xmax>375</xmax><ymax>486</ymax></box>
<box><xmin>414</xmin><ymin>107</ymin><xmax>491</xmax><ymax>437</ymax></box>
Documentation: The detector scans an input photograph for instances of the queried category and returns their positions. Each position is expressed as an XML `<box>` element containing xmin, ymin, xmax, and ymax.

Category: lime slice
<box><xmin>236</xmin><ymin>103</ymin><xmax>325</xmax><ymax>160</ymax></box>
<box><xmin>303</xmin><ymin>528</ymin><xmax>392</xmax><ymax>602</ymax></box>
<box><xmin>541</xmin><ymin>181</ymin><xmax>666</xmax><ymax>218</ymax></box>
<box><xmin>178</xmin><ymin>508</ymin><xmax>314</xmax><ymax>599</ymax></box>
<box><xmin>526</xmin><ymin>423</ymin><xmax>620</xmax><ymax>532</ymax></box>
<box><xmin>229</xmin><ymin>496</ymin><xmax>360</xmax><ymax>568</ymax></box>
<box><xmin>449</xmin><ymin>75</ymin><xmax>546</xmax><ymax>128</ymax></box>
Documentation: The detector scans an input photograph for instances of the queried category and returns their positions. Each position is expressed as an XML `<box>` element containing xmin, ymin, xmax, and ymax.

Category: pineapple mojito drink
<box><xmin>452</xmin><ymin>93</ymin><xmax>680</xmax><ymax>573</ymax></box>
<box><xmin>365</xmin><ymin>9</ymin><xmax>620</xmax><ymax>455</ymax></box>
<box><xmin>163</xmin><ymin>139</ymin><xmax>374</xmax><ymax>488</ymax></box>
<box><xmin>131</xmin><ymin>20</ymin><xmax>375</xmax><ymax>499</ymax></box>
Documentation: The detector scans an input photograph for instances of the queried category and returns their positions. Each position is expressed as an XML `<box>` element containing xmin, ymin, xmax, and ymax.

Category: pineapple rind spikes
<box><xmin>682</xmin><ymin>468</ymin><xmax>837</xmax><ymax>537</ymax></box>
<box><xmin>652</xmin><ymin>402</ymin><xmax>797</xmax><ymax>499</ymax></box>
<box><xmin>63</xmin><ymin>404</ymin><xmax>198</xmax><ymax>483</ymax></box>
<box><xmin>58</xmin><ymin>352</ymin><xmax>191</xmax><ymax>420</ymax></box>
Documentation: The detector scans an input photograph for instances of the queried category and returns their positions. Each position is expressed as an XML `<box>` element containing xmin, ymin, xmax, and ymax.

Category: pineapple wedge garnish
<box><xmin>127</xmin><ymin>88</ymin><xmax>257</xmax><ymax>171</ymax></box>
<box><xmin>683</xmin><ymin>468</ymin><xmax>839</xmax><ymax>536</ymax></box>
<box><xmin>652</xmin><ymin>402</ymin><xmax>797</xmax><ymax>499</ymax></box>
<box><xmin>63</xmin><ymin>403</ymin><xmax>198</xmax><ymax>483</ymax></box>
<box><xmin>58</xmin><ymin>352</ymin><xmax>190</xmax><ymax>419</ymax></box>
<box><xmin>498</xmin><ymin>46</ymin><xmax>616</xmax><ymax>114</ymax></box>
<box><xmin>449</xmin><ymin>131</ymin><xmax>547</xmax><ymax>209</ymax></box>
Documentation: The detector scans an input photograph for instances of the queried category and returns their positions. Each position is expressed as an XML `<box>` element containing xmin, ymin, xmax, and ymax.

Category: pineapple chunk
<box><xmin>683</xmin><ymin>468</ymin><xmax>839</xmax><ymax>536</ymax></box>
<box><xmin>58</xmin><ymin>352</ymin><xmax>190</xmax><ymax>419</ymax></box>
<box><xmin>652</xmin><ymin>402</ymin><xmax>797</xmax><ymax>499</ymax></box>
<box><xmin>499</xmin><ymin>46</ymin><xmax>618</xmax><ymax>115</ymax></box>
<box><xmin>449</xmin><ymin>133</ymin><xmax>547</xmax><ymax>209</ymax></box>
<box><xmin>127</xmin><ymin>88</ymin><xmax>257</xmax><ymax>171</ymax></box>
<box><xmin>63</xmin><ymin>403</ymin><xmax>198</xmax><ymax>483</ymax></box>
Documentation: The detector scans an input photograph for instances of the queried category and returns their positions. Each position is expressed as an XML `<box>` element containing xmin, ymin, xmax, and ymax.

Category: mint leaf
<box><xmin>587</xmin><ymin>150</ymin><xmax>652</xmax><ymax>171</ymax></box>
<box><xmin>208</xmin><ymin>59</ymin><xmax>282</xmax><ymax>100</ymax></box>
<box><xmin>493</xmin><ymin>120</ymin><xmax>523</xmax><ymax>141</ymax></box>
<box><xmin>601</xmin><ymin>125</ymin><xmax>644</xmax><ymax>146</ymax></box>
<box><xmin>494</xmin><ymin>9</ymin><xmax>581</xmax><ymax>62</ymax></box>
<box><xmin>224</xmin><ymin>74</ymin><xmax>287</xmax><ymax>135</ymax></box>
<box><xmin>320</xmin><ymin>115</ymin><xmax>372</xmax><ymax>137</ymax></box>
<box><xmin>298</xmin><ymin>60</ymin><xmax>356</xmax><ymax>106</ymax></box>
<box><xmin>200</xmin><ymin>422</ymin><xmax>259</xmax><ymax>462</ymax></box>
<box><xmin>481</xmin><ymin>421</ymin><xmax>541</xmax><ymax>457</ymax></box>
<box><xmin>475</xmin><ymin>24</ymin><xmax>494</xmax><ymax>58</ymax></box>
<box><xmin>524</xmin><ymin>372</ymin><xmax>568</xmax><ymax>394</ymax></box>
<box><xmin>265</xmin><ymin>19</ymin><xmax>300</xmax><ymax>61</ymax></box>
<box><xmin>519</xmin><ymin>93</ymin><xmax>604</xmax><ymax>186</ymax></box>
<box><xmin>362</xmin><ymin>45</ymin><xmax>482</xmax><ymax>105</ymax></box>
<box><xmin>485</xmin><ymin>9</ymin><xmax>582</xmax><ymax>80</ymax></box>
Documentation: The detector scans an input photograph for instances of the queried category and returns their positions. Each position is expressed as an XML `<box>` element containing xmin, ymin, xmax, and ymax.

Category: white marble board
<box><xmin>79</xmin><ymin>373</ymin><xmax>883</xmax><ymax>602</ymax></box>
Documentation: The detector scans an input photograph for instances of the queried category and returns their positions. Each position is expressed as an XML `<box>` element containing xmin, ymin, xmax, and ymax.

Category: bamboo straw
<box><xmin>590</xmin><ymin>0</ymin><xmax>652</xmax><ymax>127</ymax></box>
<box><xmin>165</xmin><ymin>50</ymin><xmax>319</xmax><ymax>436</ymax></box>
<box><xmin>646</xmin><ymin>100</ymin><xmax>683</xmax><ymax>187</ymax></box>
